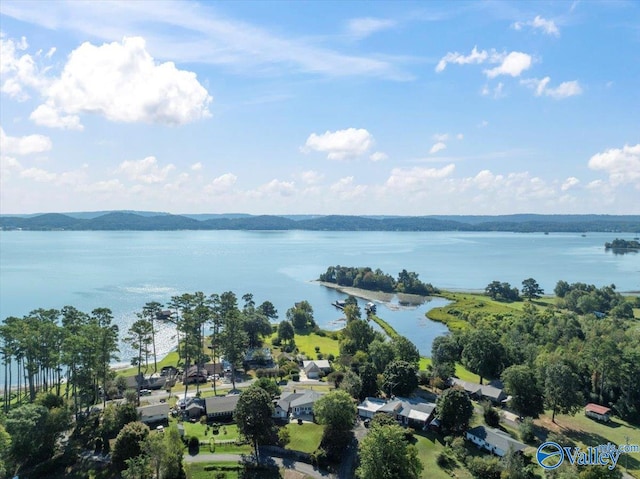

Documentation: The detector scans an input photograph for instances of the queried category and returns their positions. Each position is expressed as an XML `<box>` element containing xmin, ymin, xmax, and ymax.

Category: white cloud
<box><xmin>478</xmin><ymin>120</ymin><xmax>489</xmax><ymax>128</ymax></box>
<box><xmin>386</xmin><ymin>164</ymin><xmax>456</xmax><ymax>189</ymax></box>
<box><xmin>521</xmin><ymin>77</ymin><xmax>582</xmax><ymax>99</ymax></box>
<box><xmin>347</xmin><ymin>17</ymin><xmax>396</xmax><ymax>39</ymax></box>
<box><xmin>300</xmin><ymin>170</ymin><xmax>324</xmax><ymax>184</ymax></box>
<box><xmin>0</xmin><ymin>127</ymin><xmax>52</xmax><ymax>155</ymax></box>
<box><xmin>429</xmin><ymin>142</ymin><xmax>447</xmax><ymax>154</ymax></box>
<box><xmin>191</xmin><ymin>162</ymin><xmax>203</xmax><ymax>171</ymax></box>
<box><xmin>303</xmin><ymin>128</ymin><xmax>374</xmax><ymax>160</ymax></box>
<box><xmin>588</xmin><ymin>144</ymin><xmax>640</xmax><ymax>187</ymax></box>
<box><xmin>206</xmin><ymin>173</ymin><xmax>237</xmax><ymax>194</ymax></box>
<box><xmin>32</xmin><ymin>36</ymin><xmax>212</xmax><ymax>128</ymax></box>
<box><xmin>0</xmin><ymin>155</ymin><xmax>22</xmax><ymax>181</ymax></box>
<box><xmin>370</xmin><ymin>151</ymin><xmax>388</xmax><ymax>162</ymax></box>
<box><xmin>20</xmin><ymin>167</ymin><xmax>57</xmax><ymax>182</ymax></box>
<box><xmin>513</xmin><ymin>16</ymin><xmax>560</xmax><ymax>37</ymax></box>
<box><xmin>435</xmin><ymin>46</ymin><xmax>491</xmax><ymax>72</ymax></box>
<box><xmin>0</xmin><ymin>35</ymin><xmax>44</xmax><ymax>100</ymax></box>
<box><xmin>561</xmin><ymin>177</ymin><xmax>580</xmax><ymax>191</ymax></box>
<box><xmin>29</xmin><ymin>104</ymin><xmax>83</xmax><ymax>130</ymax></box>
<box><xmin>117</xmin><ymin>156</ymin><xmax>175</xmax><ymax>184</ymax></box>
<box><xmin>484</xmin><ymin>52</ymin><xmax>532</xmax><ymax>78</ymax></box>
<box><xmin>456</xmin><ymin>133</ymin><xmax>464</xmax><ymax>140</ymax></box>
<box><xmin>433</xmin><ymin>133</ymin><xmax>449</xmax><ymax>142</ymax></box>
<box><xmin>257</xmin><ymin>179</ymin><xmax>296</xmax><ymax>196</ymax></box>
<box><xmin>330</xmin><ymin>176</ymin><xmax>368</xmax><ymax>200</ymax></box>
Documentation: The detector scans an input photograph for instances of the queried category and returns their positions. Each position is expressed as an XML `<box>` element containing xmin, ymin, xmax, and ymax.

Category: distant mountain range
<box><xmin>1</xmin><ymin>211</ymin><xmax>639</xmax><ymax>232</ymax></box>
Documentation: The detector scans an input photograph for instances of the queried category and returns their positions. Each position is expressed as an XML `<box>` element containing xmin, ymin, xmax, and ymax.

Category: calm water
<box><xmin>0</xmin><ymin>230</ymin><xmax>638</xmax><ymax>363</ymax></box>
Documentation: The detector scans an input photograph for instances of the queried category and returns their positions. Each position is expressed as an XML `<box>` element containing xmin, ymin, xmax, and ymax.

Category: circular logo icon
<box><xmin>537</xmin><ymin>441</ymin><xmax>564</xmax><ymax>470</ymax></box>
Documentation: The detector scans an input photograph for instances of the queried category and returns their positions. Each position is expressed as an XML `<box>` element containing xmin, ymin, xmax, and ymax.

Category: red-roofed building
<box><xmin>585</xmin><ymin>403</ymin><xmax>611</xmax><ymax>422</ymax></box>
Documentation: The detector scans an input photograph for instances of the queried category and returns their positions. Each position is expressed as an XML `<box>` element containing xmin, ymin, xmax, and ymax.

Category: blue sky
<box><xmin>0</xmin><ymin>0</ymin><xmax>638</xmax><ymax>215</ymax></box>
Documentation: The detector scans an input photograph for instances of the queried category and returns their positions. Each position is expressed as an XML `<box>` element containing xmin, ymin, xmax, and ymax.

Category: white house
<box><xmin>377</xmin><ymin>397</ymin><xmax>437</xmax><ymax>429</ymax></box>
<box><xmin>357</xmin><ymin>397</ymin><xmax>386</xmax><ymax>419</ymax></box>
<box><xmin>302</xmin><ymin>360</ymin><xmax>331</xmax><ymax>379</ymax></box>
<box><xmin>466</xmin><ymin>426</ymin><xmax>527</xmax><ymax>457</ymax></box>
<box><xmin>137</xmin><ymin>403</ymin><xmax>169</xmax><ymax>425</ymax></box>
<box><xmin>275</xmin><ymin>390</ymin><xmax>323</xmax><ymax>418</ymax></box>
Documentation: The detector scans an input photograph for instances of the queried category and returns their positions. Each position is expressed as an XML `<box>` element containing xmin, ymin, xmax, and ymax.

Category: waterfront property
<box><xmin>357</xmin><ymin>397</ymin><xmax>387</xmax><ymax>419</ymax></box>
<box><xmin>205</xmin><ymin>394</ymin><xmax>240</xmax><ymax>421</ymax></box>
<box><xmin>449</xmin><ymin>378</ymin><xmax>508</xmax><ymax>405</ymax></box>
<box><xmin>274</xmin><ymin>390</ymin><xmax>323</xmax><ymax>419</ymax></box>
<box><xmin>466</xmin><ymin>425</ymin><xmax>527</xmax><ymax>457</ymax></box>
<box><xmin>137</xmin><ymin>403</ymin><xmax>170</xmax><ymax>426</ymax></box>
<box><xmin>302</xmin><ymin>360</ymin><xmax>331</xmax><ymax>379</ymax></box>
<box><xmin>377</xmin><ymin>396</ymin><xmax>437</xmax><ymax>429</ymax></box>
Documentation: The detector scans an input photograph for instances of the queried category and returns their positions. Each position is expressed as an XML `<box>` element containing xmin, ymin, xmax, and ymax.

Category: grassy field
<box><xmin>270</xmin><ymin>330</ymin><xmax>341</xmax><ymax>359</ymax></box>
<box><xmin>534</xmin><ymin>412</ymin><xmax>640</xmax><ymax>478</ymax></box>
<box><xmin>285</xmin><ymin>422</ymin><xmax>324</xmax><ymax>454</ymax></box>
<box><xmin>413</xmin><ymin>430</ymin><xmax>473</xmax><ymax>479</ymax></box>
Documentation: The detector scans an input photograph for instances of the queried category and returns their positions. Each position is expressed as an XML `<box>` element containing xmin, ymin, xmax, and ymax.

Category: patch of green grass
<box><xmin>285</xmin><ymin>422</ymin><xmax>324</xmax><ymax>454</ymax></box>
<box><xmin>454</xmin><ymin>363</ymin><xmax>480</xmax><ymax>382</ymax></box>
<box><xmin>271</xmin><ymin>330</ymin><xmax>341</xmax><ymax>359</ymax></box>
<box><xmin>184</xmin><ymin>461</ymin><xmax>242</xmax><ymax>479</ymax></box>
<box><xmin>178</xmin><ymin>421</ymin><xmax>241</xmax><ymax>443</ymax></box>
<box><xmin>535</xmin><ymin>411</ymin><xmax>640</xmax><ymax>478</ymax></box>
<box><xmin>115</xmin><ymin>350</ymin><xmax>181</xmax><ymax>377</ymax></box>
<box><xmin>413</xmin><ymin>431</ymin><xmax>472</xmax><ymax>479</ymax></box>
<box><xmin>368</xmin><ymin>314</ymin><xmax>399</xmax><ymax>339</ymax></box>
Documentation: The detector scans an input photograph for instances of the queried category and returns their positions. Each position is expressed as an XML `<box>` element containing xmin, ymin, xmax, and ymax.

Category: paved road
<box><xmin>184</xmin><ymin>452</ymin><xmax>335</xmax><ymax>478</ymax></box>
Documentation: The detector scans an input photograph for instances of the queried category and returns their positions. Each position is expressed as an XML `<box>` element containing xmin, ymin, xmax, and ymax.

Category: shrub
<box><xmin>519</xmin><ymin>417</ymin><xmax>535</xmax><ymax>443</ymax></box>
<box><xmin>272</xmin><ymin>337</ymin><xmax>282</xmax><ymax>347</ymax></box>
<box><xmin>188</xmin><ymin>436</ymin><xmax>200</xmax><ymax>449</ymax></box>
<box><xmin>291</xmin><ymin>373</ymin><xmax>300</xmax><ymax>382</ymax></box>
<box><xmin>436</xmin><ymin>449</ymin><xmax>456</xmax><ymax>469</ymax></box>
<box><xmin>327</xmin><ymin>353</ymin><xmax>335</xmax><ymax>361</ymax></box>
<box><xmin>315</xmin><ymin>346</ymin><xmax>321</xmax><ymax>353</ymax></box>
<box><xmin>483</xmin><ymin>405</ymin><xmax>500</xmax><ymax>428</ymax></box>
<box><xmin>317</xmin><ymin>353</ymin><xmax>324</xmax><ymax>360</ymax></box>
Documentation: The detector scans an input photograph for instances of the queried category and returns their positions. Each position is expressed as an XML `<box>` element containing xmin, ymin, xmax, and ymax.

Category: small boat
<box><xmin>332</xmin><ymin>300</ymin><xmax>346</xmax><ymax>310</ymax></box>
<box><xmin>365</xmin><ymin>302</ymin><xmax>377</xmax><ymax>314</ymax></box>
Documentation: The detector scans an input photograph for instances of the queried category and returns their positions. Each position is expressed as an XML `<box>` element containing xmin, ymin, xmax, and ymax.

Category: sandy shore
<box><xmin>316</xmin><ymin>281</ymin><xmax>431</xmax><ymax>308</ymax></box>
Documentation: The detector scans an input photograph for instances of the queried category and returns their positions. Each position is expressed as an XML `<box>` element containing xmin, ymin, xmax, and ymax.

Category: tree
<box><xmin>162</xmin><ymin>425</ymin><xmax>186</xmax><ymax>479</ymax></box>
<box><xmin>258</xmin><ymin>301</ymin><xmax>278</xmax><ymax>321</ymax></box>
<box><xmin>124</xmin><ymin>319</ymin><xmax>153</xmax><ymax>405</ymax></box>
<box><xmin>254</xmin><ymin>376</ymin><xmax>281</xmax><ymax>398</ymax></box>
<box><xmin>343</xmin><ymin>319</ymin><xmax>375</xmax><ymax>353</ymax></box>
<box><xmin>141</xmin><ymin>432</ymin><xmax>166</xmax><ymax>479</ymax></box>
<box><xmin>356</xmin><ymin>422</ymin><xmax>422</xmax><ymax>479</ymax></box>
<box><xmin>234</xmin><ymin>385</ymin><xmax>275</xmax><ymax>459</ymax></box>
<box><xmin>140</xmin><ymin>301</ymin><xmax>163</xmax><ymax>373</ymax></box>
<box><xmin>286</xmin><ymin>301</ymin><xmax>316</xmax><ymax>332</ymax></box>
<box><xmin>359</xmin><ymin>362</ymin><xmax>379</xmax><ymax>399</ymax></box>
<box><xmin>91</xmin><ymin>307</ymin><xmax>119</xmax><ymax>408</ymax></box>
<box><xmin>391</xmin><ymin>336</ymin><xmax>420</xmax><ymax>366</ymax></box>
<box><xmin>122</xmin><ymin>455</ymin><xmax>151</xmax><ymax>479</ymax></box>
<box><xmin>521</xmin><ymin>278</ymin><xmax>544</xmax><ymax>300</ymax></box>
<box><xmin>0</xmin><ymin>424</ymin><xmax>10</xmax><ymax>479</ymax></box>
<box><xmin>112</xmin><ymin>421</ymin><xmax>150</xmax><ymax>470</ymax></box>
<box><xmin>277</xmin><ymin>320</ymin><xmax>295</xmax><ymax>346</ymax></box>
<box><xmin>313</xmin><ymin>389</ymin><xmax>356</xmax><ymax>431</ymax></box>
<box><xmin>382</xmin><ymin>360</ymin><xmax>418</xmax><ymax>397</ymax></box>
<box><xmin>461</xmin><ymin>328</ymin><xmax>505</xmax><ymax>384</ymax></box>
<box><xmin>343</xmin><ymin>303</ymin><xmax>361</xmax><ymax>322</ymax></box>
<box><xmin>544</xmin><ymin>359</ymin><xmax>584</xmax><ymax>422</ymax></box>
<box><xmin>339</xmin><ymin>370</ymin><xmax>362</xmax><ymax>399</ymax></box>
<box><xmin>368</xmin><ymin>339</ymin><xmax>395</xmax><ymax>373</ymax></box>
<box><xmin>501</xmin><ymin>364</ymin><xmax>544</xmax><ymax>418</ymax></box>
<box><xmin>219</xmin><ymin>309</ymin><xmax>248</xmax><ymax>391</ymax></box>
<box><xmin>436</xmin><ymin>387</ymin><xmax>473</xmax><ymax>434</ymax></box>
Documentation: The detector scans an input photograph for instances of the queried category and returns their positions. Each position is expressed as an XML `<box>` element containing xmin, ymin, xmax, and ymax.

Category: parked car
<box><xmin>140</xmin><ymin>389</ymin><xmax>152</xmax><ymax>396</ymax></box>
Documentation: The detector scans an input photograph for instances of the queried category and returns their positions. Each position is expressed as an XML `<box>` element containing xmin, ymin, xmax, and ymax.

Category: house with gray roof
<box><xmin>302</xmin><ymin>360</ymin><xmax>331</xmax><ymax>379</ymax></box>
<box><xmin>137</xmin><ymin>403</ymin><xmax>169</xmax><ymax>425</ymax></box>
<box><xmin>449</xmin><ymin>378</ymin><xmax>508</xmax><ymax>404</ymax></box>
<box><xmin>274</xmin><ymin>390</ymin><xmax>324</xmax><ymax>419</ymax></box>
<box><xmin>205</xmin><ymin>394</ymin><xmax>240</xmax><ymax>421</ymax></box>
<box><xmin>357</xmin><ymin>397</ymin><xmax>386</xmax><ymax>419</ymax></box>
<box><xmin>466</xmin><ymin>426</ymin><xmax>527</xmax><ymax>457</ymax></box>
<box><xmin>377</xmin><ymin>396</ymin><xmax>437</xmax><ymax>429</ymax></box>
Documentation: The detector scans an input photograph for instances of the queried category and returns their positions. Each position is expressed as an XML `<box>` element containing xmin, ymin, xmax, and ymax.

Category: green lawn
<box><xmin>535</xmin><ymin>412</ymin><xmax>640</xmax><ymax>478</ymax></box>
<box><xmin>115</xmin><ymin>350</ymin><xmax>181</xmax><ymax>377</ymax></box>
<box><xmin>413</xmin><ymin>431</ymin><xmax>473</xmax><ymax>479</ymax></box>
<box><xmin>285</xmin><ymin>422</ymin><xmax>324</xmax><ymax>454</ymax></box>
<box><xmin>270</xmin><ymin>330</ymin><xmax>341</xmax><ymax>359</ymax></box>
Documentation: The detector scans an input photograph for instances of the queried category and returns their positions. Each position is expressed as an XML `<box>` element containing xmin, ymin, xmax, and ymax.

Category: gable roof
<box><xmin>137</xmin><ymin>403</ymin><xmax>169</xmax><ymax>418</ymax></box>
<box><xmin>205</xmin><ymin>394</ymin><xmax>240</xmax><ymax>414</ymax></box>
<box><xmin>377</xmin><ymin>396</ymin><xmax>436</xmax><ymax>421</ymax></box>
<box><xmin>357</xmin><ymin>397</ymin><xmax>386</xmax><ymax>414</ymax></box>
<box><xmin>585</xmin><ymin>403</ymin><xmax>611</xmax><ymax>415</ymax></box>
<box><xmin>302</xmin><ymin>360</ymin><xmax>331</xmax><ymax>370</ymax></box>
<box><xmin>450</xmin><ymin>378</ymin><xmax>505</xmax><ymax>401</ymax></box>
<box><xmin>277</xmin><ymin>390</ymin><xmax>323</xmax><ymax>410</ymax></box>
<box><xmin>467</xmin><ymin>426</ymin><xmax>526</xmax><ymax>453</ymax></box>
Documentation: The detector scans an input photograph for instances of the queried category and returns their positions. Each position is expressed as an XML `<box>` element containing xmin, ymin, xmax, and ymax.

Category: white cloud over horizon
<box><xmin>303</xmin><ymin>128</ymin><xmax>375</xmax><ymax>160</ymax></box>
<box><xmin>588</xmin><ymin>144</ymin><xmax>640</xmax><ymax>187</ymax></box>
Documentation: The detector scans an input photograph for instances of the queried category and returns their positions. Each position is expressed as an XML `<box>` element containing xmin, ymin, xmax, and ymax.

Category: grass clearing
<box><xmin>535</xmin><ymin>412</ymin><xmax>640</xmax><ymax>478</ymax></box>
<box><xmin>413</xmin><ymin>431</ymin><xmax>472</xmax><ymax>479</ymax></box>
<box><xmin>285</xmin><ymin>422</ymin><xmax>324</xmax><ymax>454</ymax></box>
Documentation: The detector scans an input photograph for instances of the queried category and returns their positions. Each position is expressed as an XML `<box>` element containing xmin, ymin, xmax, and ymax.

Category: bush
<box><xmin>188</xmin><ymin>436</ymin><xmax>200</xmax><ymax>449</ymax></box>
<box><xmin>315</xmin><ymin>346</ymin><xmax>321</xmax><ymax>353</ymax></box>
<box><xmin>450</xmin><ymin>436</ymin><xmax>467</xmax><ymax>461</ymax></box>
<box><xmin>272</xmin><ymin>337</ymin><xmax>282</xmax><ymax>347</ymax></box>
<box><xmin>483</xmin><ymin>406</ymin><xmax>500</xmax><ymax>428</ymax></box>
<box><xmin>436</xmin><ymin>449</ymin><xmax>456</xmax><ymax>469</ymax></box>
<box><xmin>519</xmin><ymin>417</ymin><xmax>535</xmax><ymax>443</ymax></box>
<box><xmin>291</xmin><ymin>373</ymin><xmax>300</xmax><ymax>382</ymax></box>
<box><xmin>327</xmin><ymin>353</ymin><xmax>335</xmax><ymax>361</ymax></box>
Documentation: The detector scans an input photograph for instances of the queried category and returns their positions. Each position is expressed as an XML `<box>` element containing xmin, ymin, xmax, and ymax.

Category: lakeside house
<box><xmin>137</xmin><ymin>403</ymin><xmax>170</xmax><ymax>426</ymax></box>
<box><xmin>585</xmin><ymin>403</ymin><xmax>612</xmax><ymax>422</ymax></box>
<box><xmin>274</xmin><ymin>390</ymin><xmax>324</xmax><ymax>419</ymax></box>
<box><xmin>357</xmin><ymin>396</ymin><xmax>437</xmax><ymax>429</ymax></box>
<box><xmin>449</xmin><ymin>378</ymin><xmax>508</xmax><ymax>405</ymax></box>
<box><xmin>183</xmin><ymin>366</ymin><xmax>207</xmax><ymax>384</ymax></box>
<box><xmin>466</xmin><ymin>425</ymin><xmax>527</xmax><ymax>457</ymax></box>
<box><xmin>205</xmin><ymin>394</ymin><xmax>240</xmax><ymax>421</ymax></box>
<box><xmin>302</xmin><ymin>360</ymin><xmax>331</xmax><ymax>379</ymax></box>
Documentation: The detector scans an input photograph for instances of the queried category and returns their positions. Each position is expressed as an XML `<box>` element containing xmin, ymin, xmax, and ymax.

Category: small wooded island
<box><xmin>318</xmin><ymin>265</ymin><xmax>439</xmax><ymax>295</ymax></box>
<box><xmin>605</xmin><ymin>238</ymin><xmax>640</xmax><ymax>254</ymax></box>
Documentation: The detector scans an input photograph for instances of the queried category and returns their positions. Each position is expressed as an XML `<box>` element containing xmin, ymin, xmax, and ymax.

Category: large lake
<box><xmin>0</xmin><ymin>230</ymin><xmax>638</xmax><ymax>363</ymax></box>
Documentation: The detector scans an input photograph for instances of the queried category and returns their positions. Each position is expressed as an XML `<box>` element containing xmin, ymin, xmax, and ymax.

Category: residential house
<box><xmin>184</xmin><ymin>398</ymin><xmax>206</xmax><ymax>420</ymax></box>
<box><xmin>183</xmin><ymin>365</ymin><xmax>208</xmax><ymax>384</ymax></box>
<box><xmin>466</xmin><ymin>426</ymin><xmax>527</xmax><ymax>457</ymax></box>
<box><xmin>377</xmin><ymin>397</ymin><xmax>437</xmax><ymax>429</ymax></box>
<box><xmin>205</xmin><ymin>394</ymin><xmax>240</xmax><ymax>421</ymax></box>
<box><xmin>274</xmin><ymin>390</ymin><xmax>323</xmax><ymax>419</ymax></box>
<box><xmin>357</xmin><ymin>397</ymin><xmax>386</xmax><ymax>419</ymax></box>
<box><xmin>302</xmin><ymin>360</ymin><xmax>331</xmax><ymax>379</ymax></box>
<box><xmin>137</xmin><ymin>403</ymin><xmax>169</xmax><ymax>426</ymax></box>
<box><xmin>585</xmin><ymin>403</ymin><xmax>612</xmax><ymax>422</ymax></box>
<box><xmin>244</xmin><ymin>348</ymin><xmax>274</xmax><ymax>369</ymax></box>
<box><xmin>449</xmin><ymin>378</ymin><xmax>508</xmax><ymax>405</ymax></box>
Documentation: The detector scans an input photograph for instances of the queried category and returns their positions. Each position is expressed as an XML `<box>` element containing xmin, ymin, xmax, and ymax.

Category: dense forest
<box><xmin>319</xmin><ymin>265</ymin><xmax>440</xmax><ymax>295</ymax></box>
<box><xmin>2</xmin><ymin>211</ymin><xmax>640</xmax><ymax>232</ymax></box>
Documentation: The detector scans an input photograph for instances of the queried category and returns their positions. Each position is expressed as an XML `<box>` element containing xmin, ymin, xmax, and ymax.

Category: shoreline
<box><xmin>316</xmin><ymin>280</ymin><xmax>432</xmax><ymax>307</ymax></box>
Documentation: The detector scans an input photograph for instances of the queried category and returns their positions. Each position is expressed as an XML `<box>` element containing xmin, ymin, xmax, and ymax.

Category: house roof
<box><xmin>278</xmin><ymin>390</ymin><xmax>323</xmax><ymax>410</ymax></box>
<box><xmin>450</xmin><ymin>378</ymin><xmax>505</xmax><ymax>401</ymax></box>
<box><xmin>467</xmin><ymin>426</ymin><xmax>526</xmax><ymax>453</ymax></box>
<box><xmin>377</xmin><ymin>397</ymin><xmax>436</xmax><ymax>421</ymax></box>
<box><xmin>137</xmin><ymin>403</ymin><xmax>169</xmax><ymax>418</ymax></box>
<box><xmin>585</xmin><ymin>403</ymin><xmax>611</xmax><ymax>415</ymax></box>
<box><xmin>302</xmin><ymin>360</ymin><xmax>331</xmax><ymax>370</ymax></box>
<box><xmin>357</xmin><ymin>397</ymin><xmax>386</xmax><ymax>414</ymax></box>
<box><xmin>205</xmin><ymin>394</ymin><xmax>240</xmax><ymax>414</ymax></box>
